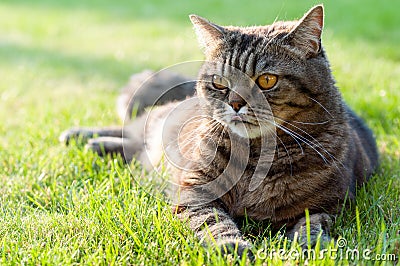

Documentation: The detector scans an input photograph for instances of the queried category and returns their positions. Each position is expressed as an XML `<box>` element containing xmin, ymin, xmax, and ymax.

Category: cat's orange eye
<box><xmin>256</xmin><ymin>74</ymin><xmax>278</xmax><ymax>90</ymax></box>
<box><xmin>212</xmin><ymin>75</ymin><xmax>229</xmax><ymax>90</ymax></box>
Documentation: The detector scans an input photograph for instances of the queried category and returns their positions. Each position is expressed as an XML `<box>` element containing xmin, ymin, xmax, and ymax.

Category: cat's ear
<box><xmin>189</xmin><ymin>15</ymin><xmax>225</xmax><ymax>54</ymax></box>
<box><xmin>286</xmin><ymin>5</ymin><xmax>324</xmax><ymax>58</ymax></box>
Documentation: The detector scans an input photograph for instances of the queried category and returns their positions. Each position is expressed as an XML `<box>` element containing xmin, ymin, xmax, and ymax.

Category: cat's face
<box><xmin>196</xmin><ymin>61</ymin><xmax>276</xmax><ymax>138</ymax></box>
<box><xmin>191</xmin><ymin>6</ymin><xmax>336</xmax><ymax>139</ymax></box>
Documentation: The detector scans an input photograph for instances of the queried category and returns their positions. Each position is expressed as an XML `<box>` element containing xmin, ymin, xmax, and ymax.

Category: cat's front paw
<box><xmin>286</xmin><ymin>212</ymin><xmax>332</xmax><ymax>248</ymax></box>
<box><xmin>59</xmin><ymin>128</ymin><xmax>95</xmax><ymax>145</ymax></box>
<box><xmin>85</xmin><ymin>137</ymin><xmax>124</xmax><ymax>156</ymax></box>
<box><xmin>217</xmin><ymin>238</ymin><xmax>254</xmax><ymax>261</ymax></box>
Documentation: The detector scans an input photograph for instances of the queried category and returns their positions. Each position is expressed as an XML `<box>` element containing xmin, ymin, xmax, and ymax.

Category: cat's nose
<box><xmin>228</xmin><ymin>92</ymin><xmax>246</xmax><ymax>112</ymax></box>
<box><xmin>230</xmin><ymin>101</ymin><xmax>246</xmax><ymax>112</ymax></box>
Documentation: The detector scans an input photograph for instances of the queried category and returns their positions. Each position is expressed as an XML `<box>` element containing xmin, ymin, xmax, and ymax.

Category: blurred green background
<box><xmin>0</xmin><ymin>0</ymin><xmax>399</xmax><ymax>264</ymax></box>
<box><xmin>1</xmin><ymin>0</ymin><xmax>399</xmax><ymax>145</ymax></box>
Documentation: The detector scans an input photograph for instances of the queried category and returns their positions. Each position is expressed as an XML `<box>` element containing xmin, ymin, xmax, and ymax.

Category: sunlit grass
<box><xmin>0</xmin><ymin>0</ymin><xmax>399</xmax><ymax>264</ymax></box>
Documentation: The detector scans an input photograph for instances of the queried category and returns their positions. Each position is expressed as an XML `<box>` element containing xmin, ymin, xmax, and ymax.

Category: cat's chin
<box><xmin>228</xmin><ymin>122</ymin><xmax>265</xmax><ymax>139</ymax></box>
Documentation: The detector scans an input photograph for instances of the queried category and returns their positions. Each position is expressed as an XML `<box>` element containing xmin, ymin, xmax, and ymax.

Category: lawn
<box><xmin>0</xmin><ymin>0</ymin><xmax>399</xmax><ymax>265</ymax></box>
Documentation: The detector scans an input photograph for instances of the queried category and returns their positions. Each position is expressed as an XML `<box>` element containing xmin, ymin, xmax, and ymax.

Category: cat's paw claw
<box><xmin>287</xmin><ymin>213</ymin><xmax>333</xmax><ymax>248</ymax></box>
<box><xmin>59</xmin><ymin>129</ymin><xmax>78</xmax><ymax>145</ymax></box>
<box><xmin>85</xmin><ymin>139</ymin><xmax>103</xmax><ymax>155</ymax></box>
<box><xmin>59</xmin><ymin>128</ymin><xmax>94</xmax><ymax>145</ymax></box>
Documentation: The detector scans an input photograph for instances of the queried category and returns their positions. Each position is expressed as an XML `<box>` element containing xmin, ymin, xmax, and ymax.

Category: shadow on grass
<box><xmin>0</xmin><ymin>41</ymin><xmax>135</xmax><ymax>82</ymax></box>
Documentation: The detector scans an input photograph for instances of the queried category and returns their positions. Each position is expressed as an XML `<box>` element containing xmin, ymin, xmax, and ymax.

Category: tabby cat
<box><xmin>60</xmin><ymin>5</ymin><xmax>378</xmax><ymax>257</ymax></box>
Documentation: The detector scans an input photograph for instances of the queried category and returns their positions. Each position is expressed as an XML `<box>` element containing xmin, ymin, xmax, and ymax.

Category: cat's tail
<box><xmin>117</xmin><ymin>70</ymin><xmax>196</xmax><ymax>121</ymax></box>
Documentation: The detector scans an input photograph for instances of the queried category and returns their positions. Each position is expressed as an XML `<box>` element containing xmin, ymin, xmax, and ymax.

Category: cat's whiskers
<box><xmin>259</xmin><ymin>122</ymin><xmax>294</xmax><ymax>176</ymax></box>
<box><xmin>164</xmin><ymin>118</ymin><xmax>216</xmax><ymax>152</ymax></box>
<box><xmin>247</xmin><ymin>108</ymin><xmax>274</xmax><ymax>119</ymax></box>
<box><xmin>274</xmin><ymin>117</ymin><xmax>328</xmax><ymax>146</ymax></box>
<box><xmin>212</xmin><ymin>111</ymin><xmax>233</xmax><ymax>127</ymax></box>
<box><xmin>306</xmin><ymin>96</ymin><xmax>334</xmax><ymax>118</ymax></box>
<box><xmin>179</xmin><ymin>115</ymin><xmax>213</xmax><ymax>129</ymax></box>
<box><xmin>248</xmin><ymin>110</ymin><xmax>322</xmax><ymax>160</ymax></box>
<box><xmin>202</xmin><ymin>120</ymin><xmax>226</xmax><ymax>147</ymax></box>
<box><xmin>273</xmin><ymin>123</ymin><xmax>305</xmax><ymax>155</ymax></box>
<box><xmin>274</xmin><ymin>116</ymin><xmax>330</xmax><ymax>125</ymax></box>
<box><xmin>249</xmin><ymin>107</ymin><xmax>342</xmax><ymax>168</ymax></box>
<box><xmin>176</xmin><ymin>119</ymin><xmax>224</xmax><ymax>156</ymax></box>
<box><xmin>268</xmin><ymin>121</ymin><xmax>344</xmax><ymax>173</ymax></box>
<box><xmin>177</xmin><ymin>119</ymin><xmax>220</xmax><ymax>147</ymax></box>
<box><xmin>273</xmin><ymin>117</ymin><xmax>345</xmax><ymax>170</ymax></box>
<box><xmin>212</xmin><ymin>121</ymin><xmax>228</xmax><ymax>149</ymax></box>
<box><xmin>283</xmin><ymin>120</ymin><xmax>330</xmax><ymax>125</ymax></box>
<box><xmin>251</xmin><ymin>110</ymin><xmax>337</xmax><ymax>165</ymax></box>
<box><xmin>273</xmin><ymin>122</ymin><xmax>328</xmax><ymax>163</ymax></box>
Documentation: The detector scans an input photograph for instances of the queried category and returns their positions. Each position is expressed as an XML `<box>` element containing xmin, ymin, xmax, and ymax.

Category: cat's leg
<box><xmin>176</xmin><ymin>204</ymin><xmax>253</xmax><ymax>259</ymax></box>
<box><xmin>60</xmin><ymin>126</ymin><xmax>139</xmax><ymax>162</ymax></box>
<box><xmin>59</xmin><ymin>126</ymin><xmax>123</xmax><ymax>145</ymax></box>
<box><xmin>60</xmin><ymin>115</ymin><xmax>147</xmax><ymax>163</ymax></box>
<box><xmin>286</xmin><ymin>213</ymin><xmax>332</xmax><ymax>247</ymax></box>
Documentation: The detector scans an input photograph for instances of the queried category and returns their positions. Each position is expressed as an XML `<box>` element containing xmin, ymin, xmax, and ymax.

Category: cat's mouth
<box><xmin>214</xmin><ymin>112</ymin><xmax>266</xmax><ymax>138</ymax></box>
<box><xmin>230</xmin><ymin>114</ymin><xmax>256</xmax><ymax>125</ymax></box>
<box><xmin>226</xmin><ymin>116</ymin><xmax>263</xmax><ymax>139</ymax></box>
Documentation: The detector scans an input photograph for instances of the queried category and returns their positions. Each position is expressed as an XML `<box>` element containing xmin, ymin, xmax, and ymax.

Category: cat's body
<box><xmin>60</xmin><ymin>5</ymin><xmax>378</xmax><ymax>257</ymax></box>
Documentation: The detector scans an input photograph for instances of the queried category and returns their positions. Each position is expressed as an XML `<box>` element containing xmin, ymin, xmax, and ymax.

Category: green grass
<box><xmin>0</xmin><ymin>0</ymin><xmax>399</xmax><ymax>265</ymax></box>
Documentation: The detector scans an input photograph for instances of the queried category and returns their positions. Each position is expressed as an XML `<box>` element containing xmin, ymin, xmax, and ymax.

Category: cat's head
<box><xmin>191</xmin><ymin>5</ymin><xmax>337</xmax><ymax>139</ymax></box>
